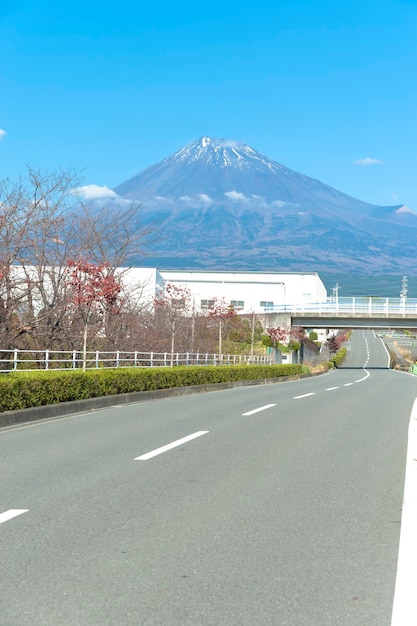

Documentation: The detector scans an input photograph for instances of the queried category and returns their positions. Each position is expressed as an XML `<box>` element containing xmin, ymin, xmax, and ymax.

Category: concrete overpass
<box><xmin>262</xmin><ymin>297</ymin><xmax>417</xmax><ymax>330</ymax></box>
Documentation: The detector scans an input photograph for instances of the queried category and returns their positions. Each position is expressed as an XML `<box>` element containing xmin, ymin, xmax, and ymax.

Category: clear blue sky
<box><xmin>1</xmin><ymin>0</ymin><xmax>416</xmax><ymax>209</ymax></box>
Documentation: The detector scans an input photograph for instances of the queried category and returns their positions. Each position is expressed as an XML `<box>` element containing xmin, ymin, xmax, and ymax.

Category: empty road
<box><xmin>1</xmin><ymin>330</ymin><xmax>415</xmax><ymax>625</ymax></box>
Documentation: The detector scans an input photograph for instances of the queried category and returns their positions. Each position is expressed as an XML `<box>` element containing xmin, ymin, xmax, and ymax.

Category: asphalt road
<box><xmin>1</xmin><ymin>330</ymin><xmax>416</xmax><ymax>625</ymax></box>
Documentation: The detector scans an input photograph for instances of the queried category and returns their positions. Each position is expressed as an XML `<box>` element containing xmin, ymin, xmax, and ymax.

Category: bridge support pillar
<box><xmin>265</xmin><ymin>312</ymin><xmax>293</xmax><ymax>330</ymax></box>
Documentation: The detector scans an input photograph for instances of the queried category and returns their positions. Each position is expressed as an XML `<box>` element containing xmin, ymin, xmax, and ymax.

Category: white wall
<box><xmin>157</xmin><ymin>270</ymin><xmax>328</xmax><ymax>314</ymax></box>
<box><xmin>6</xmin><ymin>266</ymin><xmax>327</xmax><ymax>316</ymax></box>
<box><xmin>118</xmin><ymin>267</ymin><xmax>164</xmax><ymax>304</ymax></box>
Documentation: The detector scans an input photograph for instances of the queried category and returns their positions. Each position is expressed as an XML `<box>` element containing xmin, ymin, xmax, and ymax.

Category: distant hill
<box><xmin>113</xmin><ymin>136</ymin><xmax>417</xmax><ymax>276</ymax></box>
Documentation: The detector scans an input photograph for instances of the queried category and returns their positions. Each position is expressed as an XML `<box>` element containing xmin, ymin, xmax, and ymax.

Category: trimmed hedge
<box><xmin>0</xmin><ymin>363</ymin><xmax>308</xmax><ymax>413</ymax></box>
<box><xmin>327</xmin><ymin>347</ymin><xmax>347</xmax><ymax>369</ymax></box>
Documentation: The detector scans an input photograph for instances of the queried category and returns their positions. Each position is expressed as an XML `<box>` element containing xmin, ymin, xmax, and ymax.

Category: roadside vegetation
<box><xmin>0</xmin><ymin>364</ymin><xmax>308</xmax><ymax>413</ymax></box>
<box><xmin>0</xmin><ymin>337</ymin><xmax>350</xmax><ymax>414</ymax></box>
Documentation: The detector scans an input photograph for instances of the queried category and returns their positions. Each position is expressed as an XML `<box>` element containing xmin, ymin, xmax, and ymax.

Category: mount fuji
<box><xmin>112</xmin><ymin>136</ymin><xmax>416</xmax><ymax>274</ymax></box>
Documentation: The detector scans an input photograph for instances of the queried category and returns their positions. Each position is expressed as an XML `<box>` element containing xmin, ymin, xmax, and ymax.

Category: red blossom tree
<box><xmin>265</xmin><ymin>326</ymin><xmax>288</xmax><ymax>348</ymax></box>
<box><xmin>65</xmin><ymin>259</ymin><xmax>122</xmax><ymax>369</ymax></box>
<box><xmin>265</xmin><ymin>325</ymin><xmax>305</xmax><ymax>351</ymax></box>
<box><xmin>326</xmin><ymin>330</ymin><xmax>348</xmax><ymax>355</ymax></box>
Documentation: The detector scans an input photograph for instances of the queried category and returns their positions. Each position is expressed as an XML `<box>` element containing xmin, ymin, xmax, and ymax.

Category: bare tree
<box><xmin>73</xmin><ymin>199</ymin><xmax>155</xmax><ymax>269</ymax></box>
<box><xmin>18</xmin><ymin>167</ymin><xmax>83</xmax><ymax>349</ymax></box>
<box><xmin>154</xmin><ymin>283</ymin><xmax>193</xmax><ymax>365</ymax></box>
<box><xmin>0</xmin><ymin>167</ymin><xmax>154</xmax><ymax>352</ymax></box>
<box><xmin>207</xmin><ymin>297</ymin><xmax>238</xmax><ymax>360</ymax></box>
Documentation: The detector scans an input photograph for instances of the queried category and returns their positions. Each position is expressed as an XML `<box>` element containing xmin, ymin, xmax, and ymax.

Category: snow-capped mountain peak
<box><xmin>172</xmin><ymin>136</ymin><xmax>261</xmax><ymax>168</ymax></box>
<box><xmin>111</xmin><ymin>136</ymin><xmax>415</xmax><ymax>274</ymax></box>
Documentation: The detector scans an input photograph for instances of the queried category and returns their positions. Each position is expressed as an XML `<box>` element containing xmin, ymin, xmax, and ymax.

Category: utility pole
<box><xmin>332</xmin><ymin>283</ymin><xmax>340</xmax><ymax>309</ymax></box>
<box><xmin>400</xmin><ymin>276</ymin><xmax>408</xmax><ymax>299</ymax></box>
<box><xmin>250</xmin><ymin>310</ymin><xmax>255</xmax><ymax>362</ymax></box>
<box><xmin>400</xmin><ymin>276</ymin><xmax>408</xmax><ymax>313</ymax></box>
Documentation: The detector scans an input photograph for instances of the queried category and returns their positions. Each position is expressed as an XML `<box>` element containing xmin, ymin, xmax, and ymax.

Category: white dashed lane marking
<box><xmin>293</xmin><ymin>393</ymin><xmax>316</xmax><ymax>399</ymax></box>
<box><xmin>0</xmin><ymin>509</ymin><xmax>29</xmax><ymax>525</ymax></box>
<box><xmin>134</xmin><ymin>431</ymin><xmax>209</xmax><ymax>461</ymax></box>
<box><xmin>242</xmin><ymin>404</ymin><xmax>277</xmax><ymax>416</ymax></box>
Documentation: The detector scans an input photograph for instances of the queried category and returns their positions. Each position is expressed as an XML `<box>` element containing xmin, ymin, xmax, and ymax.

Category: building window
<box><xmin>260</xmin><ymin>301</ymin><xmax>274</xmax><ymax>308</ymax></box>
<box><xmin>200</xmin><ymin>299</ymin><xmax>215</xmax><ymax>309</ymax></box>
<box><xmin>230</xmin><ymin>300</ymin><xmax>244</xmax><ymax>309</ymax></box>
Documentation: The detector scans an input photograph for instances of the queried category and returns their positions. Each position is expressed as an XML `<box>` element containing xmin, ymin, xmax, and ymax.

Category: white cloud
<box><xmin>0</xmin><ymin>129</ymin><xmax>7</xmax><ymax>140</ymax></box>
<box><xmin>225</xmin><ymin>191</ymin><xmax>248</xmax><ymax>201</ymax></box>
<box><xmin>396</xmin><ymin>205</ymin><xmax>415</xmax><ymax>215</ymax></box>
<box><xmin>197</xmin><ymin>193</ymin><xmax>213</xmax><ymax>205</ymax></box>
<box><xmin>270</xmin><ymin>200</ymin><xmax>288</xmax><ymax>208</ymax></box>
<box><xmin>353</xmin><ymin>157</ymin><xmax>384</xmax><ymax>166</ymax></box>
<box><xmin>72</xmin><ymin>184</ymin><xmax>119</xmax><ymax>200</ymax></box>
<box><xmin>179</xmin><ymin>193</ymin><xmax>213</xmax><ymax>208</ymax></box>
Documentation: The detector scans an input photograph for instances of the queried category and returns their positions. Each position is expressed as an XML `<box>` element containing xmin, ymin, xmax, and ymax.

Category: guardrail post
<box><xmin>116</xmin><ymin>351</ymin><xmax>120</xmax><ymax>367</ymax></box>
<box><xmin>13</xmin><ymin>348</ymin><xmax>18</xmax><ymax>371</ymax></box>
<box><xmin>72</xmin><ymin>350</ymin><xmax>77</xmax><ymax>369</ymax></box>
<box><xmin>96</xmin><ymin>351</ymin><xmax>99</xmax><ymax>368</ymax></box>
<box><xmin>45</xmin><ymin>349</ymin><xmax>49</xmax><ymax>370</ymax></box>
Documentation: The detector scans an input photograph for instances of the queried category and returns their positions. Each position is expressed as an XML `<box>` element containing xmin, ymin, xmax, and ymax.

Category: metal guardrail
<box><xmin>266</xmin><ymin>297</ymin><xmax>417</xmax><ymax>315</ymax></box>
<box><xmin>0</xmin><ymin>349</ymin><xmax>273</xmax><ymax>373</ymax></box>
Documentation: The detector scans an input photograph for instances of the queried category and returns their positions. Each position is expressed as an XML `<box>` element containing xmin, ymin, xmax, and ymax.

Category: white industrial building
<box><xmin>123</xmin><ymin>268</ymin><xmax>328</xmax><ymax>314</ymax></box>
<box><xmin>7</xmin><ymin>266</ymin><xmax>328</xmax><ymax>316</ymax></box>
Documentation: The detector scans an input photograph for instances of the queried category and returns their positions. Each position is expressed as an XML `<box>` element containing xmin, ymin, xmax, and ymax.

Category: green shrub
<box><xmin>0</xmin><ymin>363</ymin><xmax>309</xmax><ymax>413</ymax></box>
<box><xmin>328</xmin><ymin>347</ymin><xmax>347</xmax><ymax>368</ymax></box>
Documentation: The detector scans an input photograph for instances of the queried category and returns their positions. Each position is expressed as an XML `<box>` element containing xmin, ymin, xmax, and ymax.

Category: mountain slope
<box><xmin>113</xmin><ymin>137</ymin><xmax>416</xmax><ymax>273</ymax></box>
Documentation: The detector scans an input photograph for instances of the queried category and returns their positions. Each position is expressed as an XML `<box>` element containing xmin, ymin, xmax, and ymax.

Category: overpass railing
<box><xmin>266</xmin><ymin>297</ymin><xmax>417</xmax><ymax>315</ymax></box>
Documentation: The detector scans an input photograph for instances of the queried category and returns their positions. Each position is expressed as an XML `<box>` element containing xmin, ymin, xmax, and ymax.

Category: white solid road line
<box><xmin>134</xmin><ymin>431</ymin><xmax>209</xmax><ymax>460</ymax></box>
<box><xmin>355</xmin><ymin>371</ymin><xmax>370</xmax><ymax>383</ymax></box>
<box><xmin>0</xmin><ymin>509</ymin><xmax>29</xmax><ymax>525</ymax></box>
<box><xmin>242</xmin><ymin>404</ymin><xmax>276</xmax><ymax>416</ymax></box>
<box><xmin>391</xmin><ymin>397</ymin><xmax>417</xmax><ymax>626</ymax></box>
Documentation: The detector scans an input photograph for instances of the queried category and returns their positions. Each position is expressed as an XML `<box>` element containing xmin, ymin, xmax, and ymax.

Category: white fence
<box><xmin>0</xmin><ymin>349</ymin><xmax>273</xmax><ymax>373</ymax></box>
